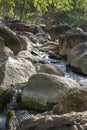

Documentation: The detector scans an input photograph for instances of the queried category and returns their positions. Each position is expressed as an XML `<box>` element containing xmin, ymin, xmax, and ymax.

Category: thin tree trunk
<box><xmin>20</xmin><ymin>0</ymin><xmax>26</xmax><ymax>20</ymax></box>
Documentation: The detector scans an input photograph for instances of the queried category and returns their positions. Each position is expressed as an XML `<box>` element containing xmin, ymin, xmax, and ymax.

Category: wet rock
<box><xmin>16</xmin><ymin>111</ymin><xmax>87</xmax><ymax>130</ymax></box>
<box><xmin>53</xmin><ymin>88</ymin><xmax>87</xmax><ymax>114</ymax></box>
<box><xmin>39</xmin><ymin>41</ymin><xmax>59</xmax><ymax>53</ymax></box>
<box><xmin>0</xmin><ymin>57</ymin><xmax>36</xmax><ymax>95</ymax></box>
<box><xmin>48</xmin><ymin>51</ymin><xmax>60</xmax><ymax>60</ymax></box>
<box><xmin>36</xmin><ymin>33</ymin><xmax>49</xmax><ymax>44</ymax></box>
<box><xmin>0</xmin><ymin>25</ymin><xmax>21</xmax><ymax>55</ymax></box>
<box><xmin>59</xmin><ymin>33</ymin><xmax>87</xmax><ymax>56</ymax></box>
<box><xmin>0</xmin><ymin>115</ymin><xmax>6</xmax><ymax>130</ymax></box>
<box><xmin>79</xmin><ymin>79</ymin><xmax>87</xmax><ymax>87</ymax></box>
<box><xmin>17</xmin><ymin>50</ymin><xmax>38</xmax><ymax>63</ymax></box>
<box><xmin>67</xmin><ymin>42</ymin><xmax>87</xmax><ymax>75</ymax></box>
<box><xmin>38</xmin><ymin>64</ymin><xmax>65</xmax><ymax>76</ymax></box>
<box><xmin>21</xmin><ymin>73</ymin><xmax>80</xmax><ymax>111</ymax></box>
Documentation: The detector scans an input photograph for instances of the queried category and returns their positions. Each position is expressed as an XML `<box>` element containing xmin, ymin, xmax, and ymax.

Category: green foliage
<box><xmin>33</xmin><ymin>0</ymin><xmax>73</xmax><ymax>12</ymax></box>
<box><xmin>54</xmin><ymin>9</ymin><xmax>87</xmax><ymax>27</ymax></box>
<box><xmin>0</xmin><ymin>0</ymin><xmax>87</xmax><ymax>27</ymax></box>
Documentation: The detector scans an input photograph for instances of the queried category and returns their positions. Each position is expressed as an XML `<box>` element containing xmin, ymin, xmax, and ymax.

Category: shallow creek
<box><xmin>0</xmin><ymin>48</ymin><xmax>87</xmax><ymax>130</ymax></box>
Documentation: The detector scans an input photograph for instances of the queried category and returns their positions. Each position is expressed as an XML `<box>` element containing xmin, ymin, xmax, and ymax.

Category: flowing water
<box><xmin>0</xmin><ymin>47</ymin><xmax>87</xmax><ymax>130</ymax></box>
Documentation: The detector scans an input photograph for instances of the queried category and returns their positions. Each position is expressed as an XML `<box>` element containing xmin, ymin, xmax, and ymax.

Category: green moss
<box><xmin>6</xmin><ymin>110</ymin><xmax>15</xmax><ymax>130</ymax></box>
<box><xmin>20</xmin><ymin>99</ymin><xmax>56</xmax><ymax>112</ymax></box>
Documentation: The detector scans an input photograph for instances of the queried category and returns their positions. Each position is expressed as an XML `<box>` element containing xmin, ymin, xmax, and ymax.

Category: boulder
<box><xmin>7</xmin><ymin>23</ymin><xmax>44</xmax><ymax>34</ymax></box>
<box><xmin>38</xmin><ymin>64</ymin><xmax>65</xmax><ymax>76</ymax></box>
<box><xmin>16</xmin><ymin>111</ymin><xmax>87</xmax><ymax>130</ymax></box>
<box><xmin>21</xmin><ymin>73</ymin><xmax>80</xmax><ymax>111</ymax></box>
<box><xmin>0</xmin><ymin>25</ymin><xmax>21</xmax><ymax>55</ymax></box>
<box><xmin>59</xmin><ymin>33</ymin><xmax>87</xmax><ymax>56</ymax></box>
<box><xmin>66</xmin><ymin>27</ymin><xmax>84</xmax><ymax>34</ymax></box>
<box><xmin>4</xmin><ymin>46</ymin><xmax>14</xmax><ymax>57</ymax></box>
<box><xmin>67</xmin><ymin>42</ymin><xmax>87</xmax><ymax>75</ymax></box>
<box><xmin>0</xmin><ymin>37</ymin><xmax>14</xmax><ymax>58</ymax></box>
<box><xmin>17</xmin><ymin>50</ymin><xmax>38</xmax><ymax>63</ymax></box>
<box><xmin>39</xmin><ymin>41</ymin><xmax>59</xmax><ymax>53</ymax></box>
<box><xmin>36</xmin><ymin>33</ymin><xmax>49</xmax><ymax>44</ymax></box>
<box><xmin>17</xmin><ymin>34</ymin><xmax>33</xmax><ymax>51</ymax></box>
<box><xmin>48</xmin><ymin>24</ymin><xmax>71</xmax><ymax>40</ymax></box>
<box><xmin>53</xmin><ymin>88</ymin><xmax>87</xmax><ymax>114</ymax></box>
<box><xmin>79</xmin><ymin>79</ymin><xmax>87</xmax><ymax>87</ymax></box>
<box><xmin>17</xmin><ymin>31</ymin><xmax>38</xmax><ymax>43</ymax></box>
<box><xmin>0</xmin><ymin>57</ymin><xmax>36</xmax><ymax>94</ymax></box>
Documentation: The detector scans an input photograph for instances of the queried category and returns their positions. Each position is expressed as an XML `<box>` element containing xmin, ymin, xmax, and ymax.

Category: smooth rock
<box><xmin>67</xmin><ymin>42</ymin><xmax>87</xmax><ymax>75</ymax></box>
<box><xmin>38</xmin><ymin>64</ymin><xmax>65</xmax><ymax>76</ymax></box>
<box><xmin>16</xmin><ymin>111</ymin><xmax>87</xmax><ymax>130</ymax></box>
<box><xmin>0</xmin><ymin>25</ymin><xmax>21</xmax><ymax>55</ymax></box>
<box><xmin>79</xmin><ymin>79</ymin><xmax>87</xmax><ymax>87</ymax></box>
<box><xmin>0</xmin><ymin>57</ymin><xmax>36</xmax><ymax>93</ymax></box>
<box><xmin>59</xmin><ymin>33</ymin><xmax>87</xmax><ymax>56</ymax></box>
<box><xmin>21</xmin><ymin>73</ymin><xmax>80</xmax><ymax>111</ymax></box>
<box><xmin>53</xmin><ymin>88</ymin><xmax>87</xmax><ymax>114</ymax></box>
<box><xmin>17</xmin><ymin>50</ymin><xmax>38</xmax><ymax>62</ymax></box>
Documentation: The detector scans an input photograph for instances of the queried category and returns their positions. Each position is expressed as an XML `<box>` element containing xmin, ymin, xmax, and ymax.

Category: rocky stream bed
<box><xmin>0</xmin><ymin>48</ymin><xmax>87</xmax><ymax>130</ymax></box>
<box><xmin>0</xmin><ymin>21</ymin><xmax>87</xmax><ymax>130</ymax></box>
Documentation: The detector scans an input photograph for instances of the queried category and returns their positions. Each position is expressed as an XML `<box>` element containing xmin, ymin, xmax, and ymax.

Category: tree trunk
<box><xmin>20</xmin><ymin>0</ymin><xmax>26</xmax><ymax>20</ymax></box>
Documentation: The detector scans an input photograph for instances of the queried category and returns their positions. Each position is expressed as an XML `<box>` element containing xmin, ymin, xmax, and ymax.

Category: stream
<box><xmin>0</xmin><ymin>47</ymin><xmax>87</xmax><ymax>130</ymax></box>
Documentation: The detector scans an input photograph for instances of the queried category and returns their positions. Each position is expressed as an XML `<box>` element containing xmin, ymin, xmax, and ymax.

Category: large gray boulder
<box><xmin>59</xmin><ymin>33</ymin><xmax>87</xmax><ymax>56</ymax></box>
<box><xmin>0</xmin><ymin>25</ymin><xmax>21</xmax><ymax>55</ymax></box>
<box><xmin>21</xmin><ymin>73</ymin><xmax>80</xmax><ymax>111</ymax></box>
<box><xmin>38</xmin><ymin>64</ymin><xmax>65</xmax><ymax>76</ymax></box>
<box><xmin>16</xmin><ymin>111</ymin><xmax>87</xmax><ymax>130</ymax></box>
<box><xmin>53</xmin><ymin>88</ymin><xmax>87</xmax><ymax>114</ymax></box>
<box><xmin>67</xmin><ymin>42</ymin><xmax>87</xmax><ymax>75</ymax></box>
<box><xmin>0</xmin><ymin>57</ymin><xmax>36</xmax><ymax>94</ymax></box>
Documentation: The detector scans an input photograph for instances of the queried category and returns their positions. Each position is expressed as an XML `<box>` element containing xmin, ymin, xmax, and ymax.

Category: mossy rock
<box><xmin>20</xmin><ymin>99</ymin><xmax>56</xmax><ymax>112</ymax></box>
<box><xmin>6</xmin><ymin>110</ymin><xmax>15</xmax><ymax>130</ymax></box>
